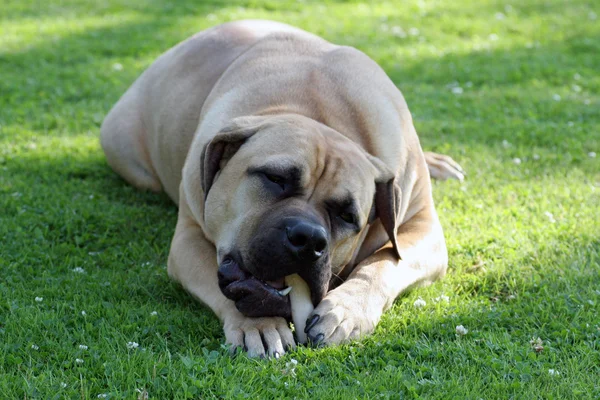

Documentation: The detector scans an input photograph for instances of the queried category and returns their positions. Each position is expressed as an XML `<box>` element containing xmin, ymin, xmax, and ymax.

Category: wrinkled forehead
<box><xmin>242</xmin><ymin>123</ymin><xmax>377</xmax><ymax>208</ymax></box>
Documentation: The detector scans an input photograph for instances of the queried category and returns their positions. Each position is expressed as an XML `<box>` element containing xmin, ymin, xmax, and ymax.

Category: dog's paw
<box><xmin>424</xmin><ymin>152</ymin><xmax>465</xmax><ymax>181</ymax></box>
<box><xmin>304</xmin><ymin>285</ymin><xmax>379</xmax><ymax>346</ymax></box>
<box><xmin>223</xmin><ymin>312</ymin><xmax>295</xmax><ymax>358</ymax></box>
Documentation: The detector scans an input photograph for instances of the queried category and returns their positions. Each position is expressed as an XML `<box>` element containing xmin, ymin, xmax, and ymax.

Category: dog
<box><xmin>101</xmin><ymin>20</ymin><xmax>464</xmax><ymax>358</ymax></box>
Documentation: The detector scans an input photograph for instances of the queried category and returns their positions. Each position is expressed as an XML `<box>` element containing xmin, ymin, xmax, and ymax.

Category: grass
<box><xmin>1</xmin><ymin>0</ymin><xmax>599</xmax><ymax>398</ymax></box>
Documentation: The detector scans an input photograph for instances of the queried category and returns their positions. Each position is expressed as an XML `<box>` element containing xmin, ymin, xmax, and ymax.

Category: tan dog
<box><xmin>101</xmin><ymin>20</ymin><xmax>464</xmax><ymax>358</ymax></box>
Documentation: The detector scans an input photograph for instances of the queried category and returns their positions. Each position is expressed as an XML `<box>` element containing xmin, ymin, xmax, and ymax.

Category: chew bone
<box><xmin>284</xmin><ymin>274</ymin><xmax>314</xmax><ymax>343</ymax></box>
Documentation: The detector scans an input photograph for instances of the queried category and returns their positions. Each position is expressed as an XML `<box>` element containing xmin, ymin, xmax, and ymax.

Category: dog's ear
<box><xmin>201</xmin><ymin>116</ymin><xmax>268</xmax><ymax>199</ymax></box>
<box><xmin>367</xmin><ymin>154</ymin><xmax>402</xmax><ymax>260</ymax></box>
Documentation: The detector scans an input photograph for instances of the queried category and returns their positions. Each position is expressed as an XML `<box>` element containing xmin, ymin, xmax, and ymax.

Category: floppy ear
<box><xmin>367</xmin><ymin>154</ymin><xmax>402</xmax><ymax>260</ymax></box>
<box><xmin>201</xmin><ymin>116</ymin><xmax>269</xmax><ymax>199</ymax></box>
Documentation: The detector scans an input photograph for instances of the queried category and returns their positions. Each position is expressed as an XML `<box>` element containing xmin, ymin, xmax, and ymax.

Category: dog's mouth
<box><xmin>217</xmin><ymin>256</ymin><xmax>293</xmax><ymax>319</ymax></box>
<box><xmin>254</xmin><ymin>275</ymin><xmax>293</xmax><ymax>297</ymax></box>
<box><xmin>219</xmin><ymin>256</ymin><xmax>292</xmax><ymax>295</ymax></box>
<box><xmin>263</xmin><ymin>277</ymin><xmax>292</xmax><ymax>295</ymax></box>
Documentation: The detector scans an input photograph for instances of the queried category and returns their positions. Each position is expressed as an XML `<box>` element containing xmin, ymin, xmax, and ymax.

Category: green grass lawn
<box><xmin>1</xmin><ymin>0</ymin><xmax>599</xmax><ymax>398</ymax></box>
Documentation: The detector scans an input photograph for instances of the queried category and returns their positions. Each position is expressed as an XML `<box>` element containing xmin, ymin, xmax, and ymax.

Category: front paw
<box><xmin>223</xmin><ymin>312</ymin><xmax>296</xmax><ymax>358</ymax></box>
<box><xmin>304</xmin><ymin>287</ymin><xmax>380</xmax><ymax>346</ymax></box>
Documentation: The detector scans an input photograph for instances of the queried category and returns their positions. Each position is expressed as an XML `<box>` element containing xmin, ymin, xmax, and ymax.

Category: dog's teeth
<box><xmin>278</xmin><ymin>286</ymin><xmax>293</xmax><ymax>296</ymax></box>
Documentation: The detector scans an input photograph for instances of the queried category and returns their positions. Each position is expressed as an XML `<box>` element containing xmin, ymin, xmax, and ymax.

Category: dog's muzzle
<box><xmin>217</xmin><ymin>216</ymin><xmax>332</xmax><ymax>319</ymax></box>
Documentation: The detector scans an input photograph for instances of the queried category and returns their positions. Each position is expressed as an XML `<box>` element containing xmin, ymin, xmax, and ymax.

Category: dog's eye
<box><xmin>263</xmin><ymin>173</ymin><xmax>286</xmax><ymax>190</ymax></box>
<box><xmin>338</xmin><ymin>211</ymin><xmax>356</xmax><ymax>225</ymax></box>
<box><xmin>265</xmin><ymin>174</ymin><xmax>283</xmax><ymax>184</ymax></box>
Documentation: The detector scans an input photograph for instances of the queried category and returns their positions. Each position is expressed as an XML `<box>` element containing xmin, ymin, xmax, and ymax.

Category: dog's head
<box><xmin>201</xmin><ymin>114</ymin><xmax>400</xmax><ymax>318</ymax></box>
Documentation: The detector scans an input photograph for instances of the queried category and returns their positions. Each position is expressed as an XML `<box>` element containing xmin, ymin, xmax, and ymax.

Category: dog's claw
<box><xmin>229</xmin><ymin>345</ymin><xmax>243</xmax><ymax>357</ymax></box>
<box><xmin>304</xmin><ymin>314</ymin><xmax>320</xmax><ymax>333</ymax></box>
<box><xmin>308</xmin><ymin>332</ymin><xmax>324</xmax><ymax>346</ymax></box>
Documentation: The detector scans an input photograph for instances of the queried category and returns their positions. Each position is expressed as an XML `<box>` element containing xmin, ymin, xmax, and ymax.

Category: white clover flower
<box><xmin>451</xmin><ymin>87</ymin><xmax>463</xmax><ymax>95</ymax></box>
<box><xmin>589</xmin><ymin>152</ymin><xmax>596</xmax><ymax>158</ymax></box>
<box><xmin>97</xmin><ymin>394</ymin><xmax>108</xmax><ymax>399</ymax></box>
<box><xmin>408</xmin><ymin>27</ymin><xmax>420</xmax><ymax>36</ymax></box>
<box><xmin>548</xmin><ymin>369</ymin><xmax>560</xmax><ymax>376</ymax></box>
<box><xmin>495</xmin><ymin>12</ymin><xmax>505</xmax><ymax>20</ymax></box>
<box><xmin>530</xmin><ymin>337</ymin><xmax>544</xmax><ymax>352</ymax></box>
<box><xmin>150</xmin><ymin>311</ymin><xmax>158</xmax><ymax>316</ymax></box>
<box><xmin>456</xmin><ymin>325</ymin><xmax>468</xmax><ymax>335</ymax></box>
<box><xmin>573</xmin><ymin>73</ymin><xmax>581</xmax><ymax>80</ymax></box>
<box><xmin>31</xmin><ymin>344</ymin><xmax>39</xmax><ymax>350</ymax></box>
<box><xmin>502</xmin><ymin>140</ymin><xmax>511</xmax><ymax>148</ymax></box>
<box><xmin>552</xmin><ymin>94</ymin><xmax>561</xmax><ymax>101</ymax></box>
<box><xmin>533</xmin><ymin>154</ymin><xmax>540</xmax><ymax>160</ymax></box>
<box><xmin>489</xmin><ymin>33</ymin><xmax>499</xmax><ymax>41</ymax></box>
<box><xmin>35</xmin><ymin>297</ymin><xmax>43</xmax><ymax>302</ymax></box>
<box><xmin>112</xmin><ymin>63</ymin><xmax>123</xmax><ymax>71</ymax></box>
<box><xmin>81</xmin><ymin>311</ymin><xmax>87</xmax><ymax>316</ymax></box>
<box><xmin>435</xmin><ymin>295</ymin><xmax>450</xmax><ymax>303</ymax></box>
<box><xmin>72</xmin><ymin>267</ymin><xmax>85</xmax><ymax>273</ymax></box>
<box><xmin>391</xmin><ymin>26</ymin><xmax>407</xmax><ymax>38</ymax></box>
<box><xmin>79</xmin><ymin>344</ymin><xmax>88</xmax><ymax>350</ymax></box>
<box><xmin>413</xmin><ymin>298</ymin><xmax>427</xmax><ymax>308</ymax></box>
<box><xmin>127</xmin><ymin>341</ymin><xmax>139</xmax><ymax>349</ymax></box>
<box><xmin>60</xmin><ymin>382</ymin><xmax>67</xmax><ymax>388</ymax></box>
<box><xmin>136</xmin><ymin>389</ymin><xmax>149</xmax><ymax>400</ymax></box>
<box><xmin>513</xmin><ymin>158</ymin><xmax>522</xmax><ymax>165</ymax></box>
<box><xmin>571</xmin><ymin>84</ymin><xmax>582</xmax><ymax>93</ymax></box>
<box><xmin>75</xmin><ymin>358</ymin><xmax>84</xmax><ymax>364</ymax></box>
<box><xmin>544</xmin><ymin>211</ymin><xmax>556</xmax><ymax>223</ymax></box>
<box><xmin>283</xmin><ymin>359</ymin><xmax>298</xmax><ymax>377</ymax></box>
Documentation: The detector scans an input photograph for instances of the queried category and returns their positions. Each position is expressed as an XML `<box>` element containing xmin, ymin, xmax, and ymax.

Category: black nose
<box><xmin>285</xmin><ymin>220</ymin><xmax>328</xmax><ymax>261</ymax></box>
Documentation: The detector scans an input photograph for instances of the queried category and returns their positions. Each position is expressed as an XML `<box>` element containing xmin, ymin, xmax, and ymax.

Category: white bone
<box><xmin>284</xmin><ymin>274</ymin><xmax>313</xmax><ymax>344</ymax></box>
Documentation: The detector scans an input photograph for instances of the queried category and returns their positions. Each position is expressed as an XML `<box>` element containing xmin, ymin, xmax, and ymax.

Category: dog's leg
<box><xmin>424</xmin><ymin>151</ymin><xmax>465</xmax><ymax>181</ymax></box>
<box><xmin>167</xmin><ymin>204</ymin><xmax>296</xmax><ymax>357</ymax></box>
<box><xmin>304</xmin><ymin>207</ymin><xmax>447</xmax><ymax>345</ymax></box>
<box><xmin>100</xmin><ymin>90</ymin><xmax>162</xmax><ymax>192</ymax></box>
